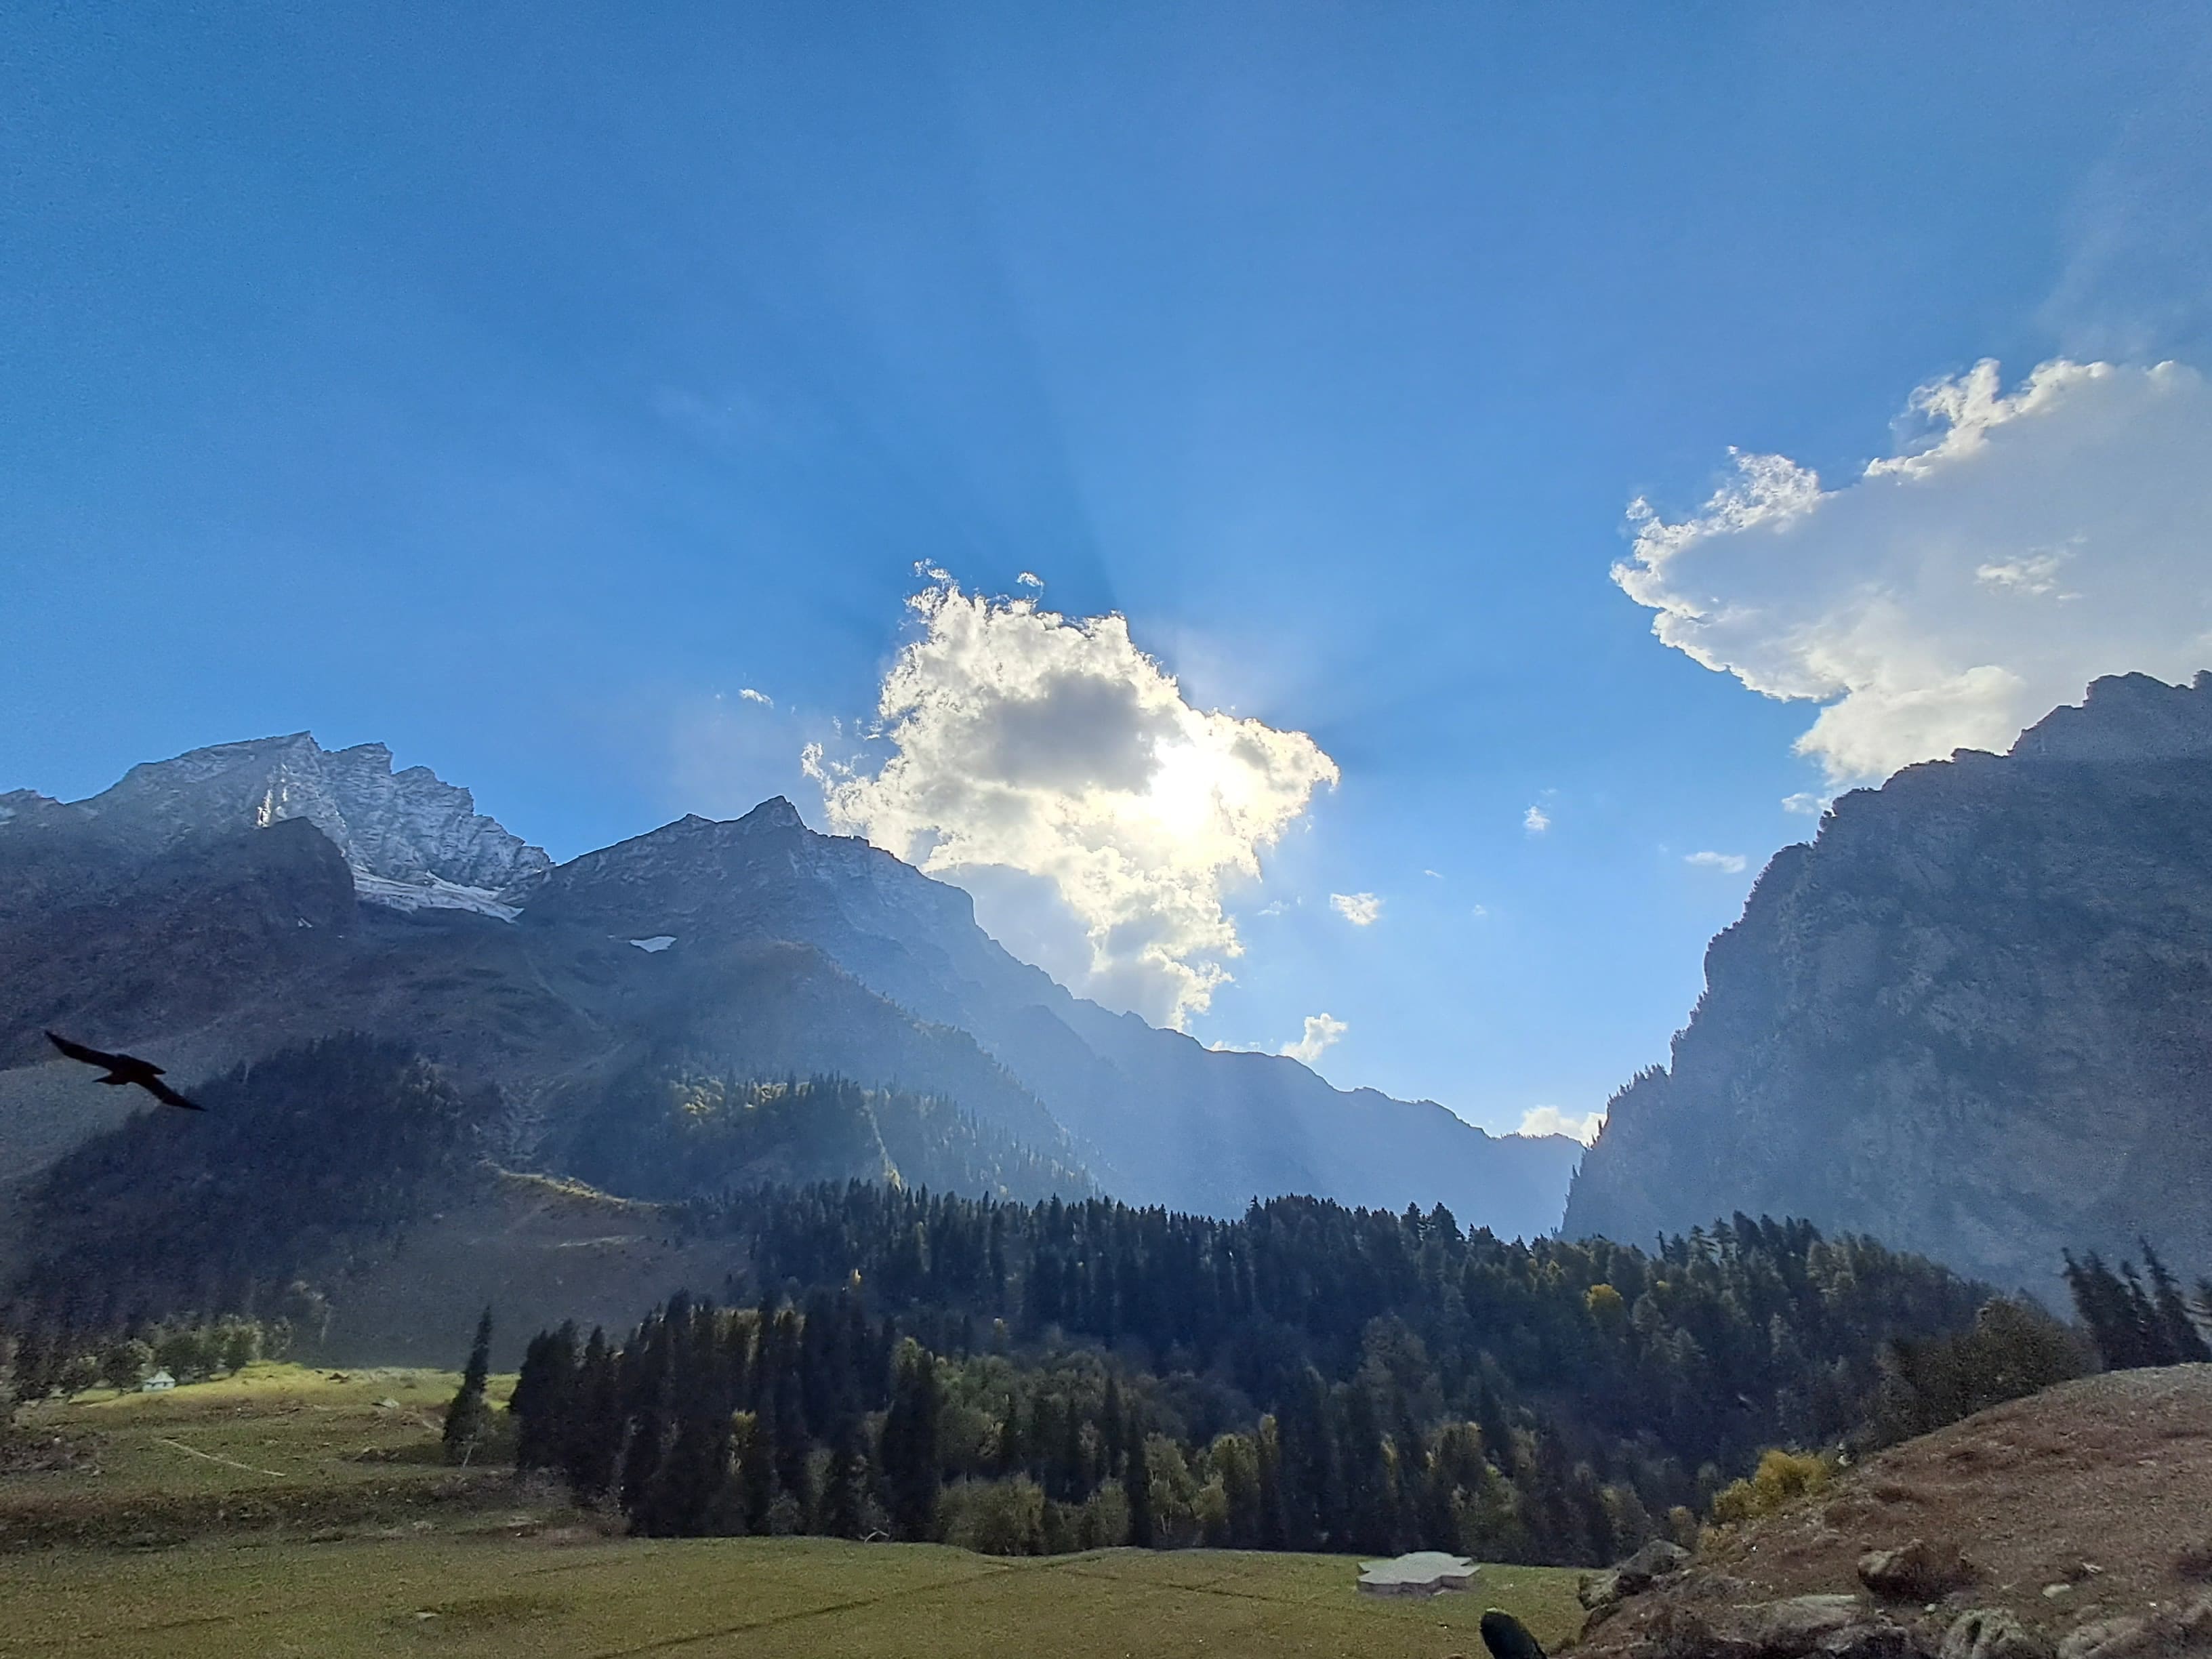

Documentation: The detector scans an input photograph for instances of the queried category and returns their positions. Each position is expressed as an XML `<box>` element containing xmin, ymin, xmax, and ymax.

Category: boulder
<box><xmin>1580</xmin><ymin>1538</ymin><xmax>1693</xmax><ymax>1623</ymax></box>
<box><xmin>1859</xmin><ymin>1540</ymin><xmax>1978</xmax><ymax>1603</ymax></box>
<box><xmin>1941</xmin><ymin>1610</ymin><xmax>2055</xmax><ymax>1659</ymax></box>
<box><xmin>1579</xmin><ymin>1570</ymin><xmax>1622</xmax><ymax>1611</ymax></box>
<box><xmin>1740</xmin><ymin>1595</ymin><xmax>1879</xmax><ymax>1652</ymax></box>
<box><xmin>2055</xmin><ymin>1617</ymin><xmax>2150</xmax><ymax>1659</ymax></box>
<box><xmin>1818</xmin><ymin>1626</ymin><xmax>1932</xmax><ymax>1659</ymax></box>
<box><xmin>1617</xmin><ymin>1538</ymin><xmax>1694</xmax><ymax>1591</ymax></box>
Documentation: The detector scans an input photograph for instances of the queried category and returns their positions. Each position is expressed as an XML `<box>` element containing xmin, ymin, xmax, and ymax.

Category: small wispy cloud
<box><xmin>1518</xmin><ymin>1105</ymin><xmax>1604</xmax><ymax>1145</ymax></box>
<box><xmin>1780</xmin><ymin>792</ymin><xmax>1828</xmax><ymax>817</ymax></box>
<box><xmin>1330</xmin><ymin>891</ymin><xmax>1382</xmax><ymax>926</ymax></box>
<box><xmin>737</xmin><ymin>687</ymin><xmax>773</xmax><ymax>707</ymax></box>
<box><xmin>1281</xmin><ymin>1012</ymin><xmax>1348</xmax><ymax>1065</ymax></box>
<box><xmin>1523</xmin><ymin>804</ymin><xmax>1551</xmax><ymax>836</ymax></box>
<box><xmin>1422</xmin><ymin>868</ymin><xmax>1443</xmax><ymax>880</ymax></box>
<box><xmin>1684</xmin><ymin>850</ymin><xmax>1748</xmax><ymax>874</ymax></box>
<box><xmin>1015</xmin><ymin>571</ymin><xmax>1044</xmax><ymax>589</ymax></box>
<box><xmin>1470</xmin><ymin>903</ymin><xmax>1488</xmax><ymax>918</ymax></box>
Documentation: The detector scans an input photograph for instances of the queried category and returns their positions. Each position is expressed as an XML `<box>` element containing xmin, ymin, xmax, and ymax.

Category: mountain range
<box><xmin>1564</xmin><ymin>671</ymin><xmax>2212</xmax><ymax>1297</ymax></box>
<box><xmin>0</xmin><ymin>733</ymin><xmax>1581</xmax><ymax>1242</ymax></box>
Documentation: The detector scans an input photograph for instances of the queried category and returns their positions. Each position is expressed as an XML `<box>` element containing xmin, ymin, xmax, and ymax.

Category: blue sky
<box><xmin>6</xmin><ymin>3</ymin><xmax>2210</xmax><ymax>1134</ymax></box>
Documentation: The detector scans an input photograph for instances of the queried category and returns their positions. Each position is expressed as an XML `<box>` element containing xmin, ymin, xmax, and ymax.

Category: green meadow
<box><xmin>0</xmin><ymin>1365</ymin><xmax>1584</xmax><ymax>1658</ymax></box>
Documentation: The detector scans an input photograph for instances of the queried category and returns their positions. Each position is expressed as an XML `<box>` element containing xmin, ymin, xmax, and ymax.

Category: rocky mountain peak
<box><xmin>741</xmin><ymin>796</ymin><xmax>806</xmax><ymax>830</ymax></box>
<box><xmin>1564</xmin><ymin>668</ymin><xmax>2212</xmax><ymax>1297</ymax></box>
<box><xmin>534</xmin><ymin>797</ymin><xmax>977</xmax><ymax>948</ymax></box>
<box><xmin>66</xmin><ymin>733</ymin><xmax>550</xmax><ymax>918</ymax></box>
<box><xmin>2009</xmin><ymin>670</ymin><xmax>2212</xmax><ymax>765</ymax></box>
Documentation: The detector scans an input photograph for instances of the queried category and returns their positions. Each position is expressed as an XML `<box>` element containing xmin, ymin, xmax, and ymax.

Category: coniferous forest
<box><xmin>505</xmin><ymin>1190</ymin><xmax>1998</xmax><ymax>1563</ymax></box>
<box><xmin>16</xmin><ymin>1038</ymin><xmax>2203</xmax><ymax>1569</ymax></box>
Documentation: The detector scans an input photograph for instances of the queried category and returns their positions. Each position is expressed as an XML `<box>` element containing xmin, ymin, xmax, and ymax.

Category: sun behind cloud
<box><xmin>806</xmin><ymin>578</ymin><xmax>1339</xmax><ymax>1026</ymax></box>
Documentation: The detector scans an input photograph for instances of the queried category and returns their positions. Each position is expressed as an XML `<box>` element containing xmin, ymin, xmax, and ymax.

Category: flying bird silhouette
<box><xmin>45</xmin><ymin>1031</ymin><xmax>205</xmax><ymax>1111</ymax></box>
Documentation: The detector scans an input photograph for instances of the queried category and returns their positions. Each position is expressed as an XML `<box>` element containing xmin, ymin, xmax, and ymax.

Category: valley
<box><xmin>0</xmin><ymin>1366</ymin><xmax>1585</xmax><ymax>1659</ymax></box>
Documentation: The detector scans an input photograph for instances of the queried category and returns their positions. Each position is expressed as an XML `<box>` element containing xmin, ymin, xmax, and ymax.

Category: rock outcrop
<box><xmin>1564</xmin><ymin>672</ymin><xmax>2212</xmax><ymax>1296</ymax></box>
<box><xmin>1572</xmin><ymin>1368</ymin><xmax>2212</xmax><ymax>1659</ymax></box>
<box><xmin>64</xmin><ymin>733</ymin><xmax>550</xmax><ymax>916</ymax></box>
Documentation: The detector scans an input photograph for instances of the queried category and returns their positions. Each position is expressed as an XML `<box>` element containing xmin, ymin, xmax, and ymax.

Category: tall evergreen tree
<box><xmin>880</xmin><ymin>1341</ymin><xmax>942</xmax><ymax>1540</ymax></box>
<box><xmin>510</xmin><ymin>1323</ymin><xmax>579</xmax><ymax>1471</ymax></box>
<box><xmin>565</xmin><ymin>1328</ymin><xmax>623</xmax><ymax>1500</ymax></box>
<box><xmin>1126</xmin><ymin>1429</ymin><xmax>1154</xmax><ymax>1548</ymax></box>
<box><xmin>441</xmin><ymin>1307</ymin><xmax>495</xmax><ymax>1465</ymax></box>
<box><xmin>2141</xmin><ymin>1244</ymin><xmax>2211</xmax><ymax>1364</ymax></box>
<box><xmin>822</xmin><ymin>1416</ymin><xmax>869</xmax><ymax>1539</ymax></box>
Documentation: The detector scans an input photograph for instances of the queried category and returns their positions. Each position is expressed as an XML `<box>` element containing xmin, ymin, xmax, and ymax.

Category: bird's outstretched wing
<box><xmin>46</xmin><ymin>1030</ymin><xmax>126</xmax><ymax>1069</ymax></box>
<box><xmin>140</xmin><ymin>1077</ymin><xmax>207</xmax><ymax>1113</ymax></box>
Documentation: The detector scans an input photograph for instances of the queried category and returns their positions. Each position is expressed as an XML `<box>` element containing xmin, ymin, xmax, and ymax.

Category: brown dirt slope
<box><xmin>316</xmin><ymin>1170</ymin><xmax>746</xmax><ymax>1367</ymax></box>
<box><xmin>1578</xmin><ymin>1365</ymin><xmax>2212</xmax><ymax>1656</ymax></box>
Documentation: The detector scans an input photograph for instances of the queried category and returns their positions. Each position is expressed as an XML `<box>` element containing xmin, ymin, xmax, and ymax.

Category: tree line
<box><xmin>499</xmin><ymin>1191</ymin><xmax>2006</xmax><ymax>1563</ymax></box>
<box><xmin>2064</xmin><ymin>1246</ymin><xmax>2212</xmax><ymax>1371</ymax></box>
<box><xmin>680</xmin><ymin>1183</ymin><xmax>1988</xmax><ymax>1477</ymax></box>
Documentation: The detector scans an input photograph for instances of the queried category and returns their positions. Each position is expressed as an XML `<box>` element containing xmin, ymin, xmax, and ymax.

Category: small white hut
<box><xmin>1356</xmin><ymin>1551</ymin><xmax>1477</xmax><ymax>1597</ymax></box>
<box><xmin>140</xmin><ymin>1370</ymin><xmax>176</xmax><ymax>1393</ymax></box>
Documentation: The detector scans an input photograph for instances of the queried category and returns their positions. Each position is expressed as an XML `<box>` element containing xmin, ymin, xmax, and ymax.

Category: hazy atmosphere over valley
<box><xmin>5</xmin><ymin>7</ymin><xmax>2211</xmax><ymax>1658</ymax></box>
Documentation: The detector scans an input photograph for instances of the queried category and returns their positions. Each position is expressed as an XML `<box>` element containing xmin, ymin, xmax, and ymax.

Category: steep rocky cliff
<box><xmin>1563</xmin><ymin>672</ymin><xmax>2212</xmax><ymax>1296</ymax></box>
<box><xmin>56</xmin><ymin>734</ymin><xmax>550</xmax><ymax>916</ymax></box>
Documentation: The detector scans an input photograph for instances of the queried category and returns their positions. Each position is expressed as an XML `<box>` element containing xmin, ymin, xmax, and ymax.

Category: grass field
<box><xmin>0</xmin><ymin>1362</ymin><xmax>516</xmax><ymax>1549</ymax></box>
<box><xmin>0</xmin><ymin>1366</ymin><xmax>1586</xmax><ymax>1658</ymax></box>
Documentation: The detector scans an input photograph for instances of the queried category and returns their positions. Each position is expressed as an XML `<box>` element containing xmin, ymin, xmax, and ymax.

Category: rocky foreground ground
<box><xmin>1570</xmin><ymin>1366</ymin><xmax>2212</xmax><ymax>1658</ymax></box>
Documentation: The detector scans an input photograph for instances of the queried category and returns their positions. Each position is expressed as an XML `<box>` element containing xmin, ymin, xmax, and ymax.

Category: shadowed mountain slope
<box><xmin>1</xmin><ymin>738</ymin><xmax>1579</xmax><ymax>1238</ymax></box>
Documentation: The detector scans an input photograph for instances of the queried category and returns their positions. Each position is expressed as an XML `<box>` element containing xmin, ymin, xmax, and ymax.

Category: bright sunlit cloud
<box><xmin>1616</xmin><ymin>359</ymin><xmax>2212</xmax><ymax>784</ymax></box>
<box><xmin>1519</xmin><ymin>1105</ymin><xmax>1604</xmax><ymax>1145</ymax></box>
<box><xmin>1523</xmin><ymin>804</ymin><xmax>1551</xmax><ymax>835</ymax></box>
<box><xmin>1330</xmin><ymin>891</ymin><xmax>1381</xmax><ymax>926</ymax></box>
<box><xmin>1280</xmin><ymin>1012</ymin><xmax>1348</xmax><ymax>1065</ymax></box>
<box><xmin>806</xmin><ymin>577</ymin><xmax>1339</xmax><ymax>1025</ymax></box>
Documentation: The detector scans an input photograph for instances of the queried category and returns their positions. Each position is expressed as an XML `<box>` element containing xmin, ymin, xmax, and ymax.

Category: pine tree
<box><xmin>565</xmin><ymin>1328</ymin><xmax>623</xmax><ymax>1500</ymax></box>
<box><xmin>510</xmin><ymin>1324</ymin><xmax>578</xmax><ymax>1471</ymax></box>
<box><xmin>823</xmin><ymin>1416</ymin><xmax>869</xmax><ymax>1538</ymax></box>
<box><xmin>2140</xmin><ymin>1244</ymin><xmax>2211</xmax><ymax>1364</ymax></box>
<box><xmin>880</xmin><ymin>1341</ymin><xmax>942</xmax><ymax>1540</ymax></box>
<box><xmin>441</xmin><ymin>1307</ymin><xmax>495</xmax><ymax>1465</ymax></box>
<box><xmin>1126</xmin><ymin>1428</ymin><xmax>1154</xmax><ymax>1548</ymax></box>
<box><xmin>1101</xmin><ymin>1375</ymin><xmax>1126</xmax><ymax>1475</ymax></box>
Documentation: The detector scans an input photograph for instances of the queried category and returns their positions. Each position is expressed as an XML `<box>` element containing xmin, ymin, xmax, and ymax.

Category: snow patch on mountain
<box><xmin>68</xmin><ymin>733</ymin><xmax>550</xmax><ymax>918</ymax></box>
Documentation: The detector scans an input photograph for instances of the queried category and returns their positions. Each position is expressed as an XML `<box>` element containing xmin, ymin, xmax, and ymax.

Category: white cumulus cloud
<box><xmin>805</xmin><ymin>579</ymin><xmax>1339</xmax><ymax>1026</ymax></box>
<box><xmin>1523</xmin><ymin>804</ymin><xmax>1551</xmax><ymax>835</ymax></box>
<box><xmin>1683</xmin><ymin>850</ymin><xmax>1748</xmax><ymax>874</ymax></box>
<box><xmin>1518</xmin><ymin>1105</ymin><xmax>1604</xmax><ymax>1145</ymax></box>
<box><xmin>1280</xmin><ymin>1012</ymin><xmax>1348</xmax><ymax>1065</ymax></box>
<box><xmin>1780</xmin><ymin>792</ymin><xmax>1828</xmax><ymax>817</ymax></box>
<box><xmin>737</xmin><ymin>687</ymin><xmax>773</xmax><ymax>706</ymax></box>
<box><xmin>1616</xmin><ymin>358</ymin><xmax>2212</xmax><ymax>784</ymax></box>
<box><xmin>1330</xmin><ymin>891</ymin><xmax>1381</xmax><ymax>926</ymax></box>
